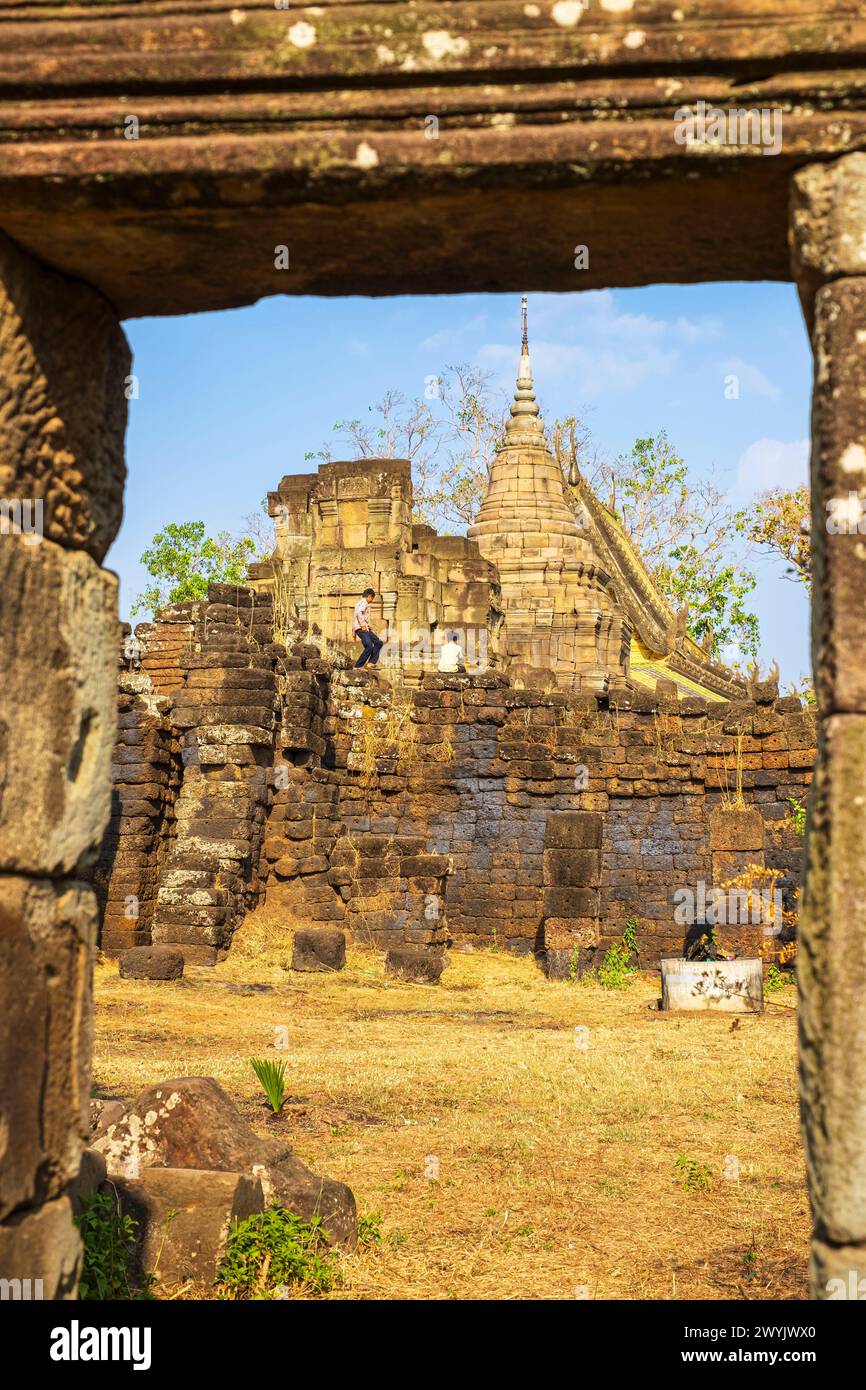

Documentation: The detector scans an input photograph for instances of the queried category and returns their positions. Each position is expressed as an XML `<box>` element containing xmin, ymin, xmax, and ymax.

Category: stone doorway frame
<box><xmin>1</xmin><ymin>0</ymin><xmax>865</xmax><ymax>1297</ymax></box>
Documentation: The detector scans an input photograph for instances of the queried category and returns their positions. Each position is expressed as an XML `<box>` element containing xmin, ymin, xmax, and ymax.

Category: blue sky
<box><xmin>115</xmin><ymin>283</ymin><xmax>812</xmax><ymax>683</ymax></box>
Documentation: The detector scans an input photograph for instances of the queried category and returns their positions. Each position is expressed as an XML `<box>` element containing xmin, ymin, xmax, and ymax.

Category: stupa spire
<box><xmin>469</xmin><ymin>294</ymin><xmax>583</xmax><ymax>549</ymax></box>
<box><xmin>505</xmin><ymin>295</ymin><xmax>543</xmax><ymax>443</ymax></box>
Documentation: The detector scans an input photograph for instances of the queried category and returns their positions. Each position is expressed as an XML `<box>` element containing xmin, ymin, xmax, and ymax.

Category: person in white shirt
<box><xmin>438</xmin><ymin>632</ymin><xmax>466</xmax><ymax>673</ymax></box>
<box><xmin>353</xmin><ymin>587</ymin><xmax>383</xmax><ymax>668</ymax></box>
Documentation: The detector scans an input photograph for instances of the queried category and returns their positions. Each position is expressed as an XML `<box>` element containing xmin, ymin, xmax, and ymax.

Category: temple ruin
<box><xmin>252</xmin><ymin>303</ymin><xmax>744</xmax><ymax>699</ymax></box>
<box><xmin>86</xmin><ymin>309</ymin><xmax>813</xmax><ymax>988</ymax></box>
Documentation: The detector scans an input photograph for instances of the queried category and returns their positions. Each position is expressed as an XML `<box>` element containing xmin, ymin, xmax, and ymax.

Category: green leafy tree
<box><xmin>131</xmin><ymin>520</ymin><xmax>255</xmax><ymax>617</ymax></box>
<box><xmin>734</xmin><ymin>485</ymin><xmax>811</xmax><ymax>589</ymax></box>
<box><xmin>654</xmin><ymin>546</ymin><xmax>760</xmax><ymax>659</ymax></box>
<box><xmin>582</xmin><ymin>432</ymin><xmax>759</xmax><ymax>660</ymax></box>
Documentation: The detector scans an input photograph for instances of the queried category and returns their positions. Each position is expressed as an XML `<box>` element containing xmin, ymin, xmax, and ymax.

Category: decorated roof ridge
<box><xmin>565</xmin><ymin>456</ymin><xmax>747</xmax><ymax>696</ymax></box>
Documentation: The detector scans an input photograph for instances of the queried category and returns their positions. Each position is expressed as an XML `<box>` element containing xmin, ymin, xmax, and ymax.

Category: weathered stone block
<box><xmin>0</xmin><ymin>538</ymin><xmax>117</xmax><ymax>875</ymax></box>
<box><xmin>89</xmin><ymin>1098</ymin><xmax>125</xmax><ymax>1140</ymax></box>
<box><xmin>542</xmin><ymin>946</ymin><xmax>595</xmax><ymax>981</ymax></box>
<box><xmin>708</xmin><ymin>807</ymin><xmax>765</xmax><ymax>853</ymax></box>
<box><xmin>91</xmin><ymin>1076</ymin><xmax>356</xmax><ymax>1247</ymax></box>
<box><xmin>385</xmin><ymin>945</ymin><xmax>446</xmax><ymax>984</ymax></box>
<box><xmin>160</xmin><ymin>943</ymin><xmax>220</xmax><ymax>966</ymax></box>
<box><xmin>542</xmin><ymin>887</ymin><xmax>600</xmax><ymax>918</ymax></box>
<box><xmin>119</xmin><ymin>945</ymin><xmax>185</xmax><ymax>981</ymax></box>
<box><xmin>0</xmin><ymin>1195</ymin><xmax>81</xmax><ymax>1300</ymax></box>
<box><xmin>540</xmin><ymin>916</ymin><xmax>599</xmax><ymax>980</ymax></box>
<box><xmin>69</xmin><ymin>1147</ymin><xmax>107</xmax><ymax>1215</ymax></box>
<box><xmin>543</xmin><ymin>811</ymin><xmax>603</xmax><ymax>850</ymax></box>
<box><xmin>291</xmin><ymin>927</ymin><xmax>346</xmax><ymax>973</ymax></box>
<box><xmin>800</xmin><ymin>715</ymin><xmax>866</xmax><ymax>1247</ymax></box>
<box><xmin>809</xmin><ymin>277</ymin><xmax>866</xmax><ymax>712</ymax></box>
<box><xmin>112</xmin><ymin>1168</ymin><xmax>264</xmax><ymax>1286</ymax></box>
<box><xmin>810</xmin><ymin>1238</ymin><xmax>866</xmax><ymax>1300</ymax></box>
<box><xmin>0</xmin><ymin>229</ymin><xmax>130</xmax><ymax>560</ymax></box>
<box><xmin>791</xmin><ymin>155</ymin><xmax>866</xmax><ymax>311</ymax></box>
<box><xmin>0</xmin><ymin>877</ymin><xmax>96</xmax><ymax>1220</ymax></box>
<box><xmin>542</xmin><ymin>848</ymin><xmax>601</xmax><ymax>887</ymax></box>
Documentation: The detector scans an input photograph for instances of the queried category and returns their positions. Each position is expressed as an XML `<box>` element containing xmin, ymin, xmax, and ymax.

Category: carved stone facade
<box><xmin>253</xmin><ymin>459</ymin><xmax>502</xmax><ymax>680</ymax></box>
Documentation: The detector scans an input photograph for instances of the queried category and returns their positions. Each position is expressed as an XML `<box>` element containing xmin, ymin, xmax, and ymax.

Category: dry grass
<box><xmin>93</xmin><ymin>913</ymin><xmax>808</xmax><ymax>1301</ymax></box>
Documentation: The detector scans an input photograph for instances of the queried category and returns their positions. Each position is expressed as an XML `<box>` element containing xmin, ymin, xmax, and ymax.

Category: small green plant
<box><xmin>765</xmin><ymin>963</ymin><xmax>794</xmax><ymax>993</ymax></box>
<box><xmin>357</xmin><ymin>1211</ymin><xmax>383</xmax><ymax>1248</ymax></box>
<box><xmin>742</xmin><ymin>1245</ymin><xmax>759</xmax><ymax>1281</ymax></box>
<box><xmin>787</xmin><ymin>796</ymin><xmax>807</xmax><ymax>837</ymax></box>
<box><xmin>623</xmin><ymin>918</ymin><xmax>640</xmax><ymax>960</ymax></box>
<box><xmin>75</xmin><ymin>1191</ymin><xmax>148</xmax><ymax>1300</ymax></box>
<box><xmin>675</xmin><ymin>1156</ymin><xmax>713</xmax><ymax>1191</ymax></box>
<box><xmin>596</xmin><ymin>920</ymin><xmax>640</xmax><ymax>990</ymax></box>
<box><xmin>567</xmin><ymin>945</ymin><xmax>581</xmax><ymax>983</ymax></box>
<box><xmin>249</xmin><ymin>1056</ymin><xmax>288</xmax><ymax>1114</ymax></box>
<box><xmin>596</xmin><ymin>943</ymin><xmax>634</xmax><ymax>990</ymax></box>
<box><xmin>217</xmin><ymin>1207</ymin><xmax>338</xmax><ymax>1298</ymax></box>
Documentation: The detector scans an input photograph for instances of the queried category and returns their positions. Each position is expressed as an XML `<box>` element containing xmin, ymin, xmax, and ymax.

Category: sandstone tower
<box><xmin>467</xmin><ymin>297</ymin><xmax>630</xmax><ymax>689</ymax></box>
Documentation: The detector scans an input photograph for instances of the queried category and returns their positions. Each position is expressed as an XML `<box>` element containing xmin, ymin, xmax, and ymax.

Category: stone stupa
<box><xmin>467</xmin><ymin>297</ymin><xmax>630</xmax><ymax>688</ymax></box>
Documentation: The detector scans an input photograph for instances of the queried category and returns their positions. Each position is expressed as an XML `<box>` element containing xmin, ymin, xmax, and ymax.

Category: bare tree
<box><xmin>309</xmin><ymin>365</ymin><xmax>507</xmax><ymax>529</ymax></box>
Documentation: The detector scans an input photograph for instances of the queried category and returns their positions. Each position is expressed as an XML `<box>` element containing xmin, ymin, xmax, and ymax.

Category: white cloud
<box><xmin>673</xmin><ymin>315</ymin><xmax>721</xmax><ymax>344</ymax></box>
<box><xmin>722</xmin><ymin>357</ymin><xmax>781</xmax><ymax>399</ymax></box>
<box><xmin>472</xmin><ymin>292</ymin><xmax>721</xmax><ymax>401</ymax></box>
<box><xmin>478</xmin><ymin>336</ymin><xmax>678</xmax><ymax>401</ymax></box>
<box><xmin>419</xmin><ymin>313</ymin><xmax>488</xmax><ymax>354</ymax></box>
<box><xmin>734</xmin><ymin>437</ymin><xmax>809</xmax><ymax>498</ymax></box>
<box><xmin>517</xmin><ymin>290</ymin><xmax>719</xmax><ymax>346</ymax></box>
<box><xmin>526</xmin><ymin>289</ymin><xmax>665</xmax><ymax>341</ymax></box>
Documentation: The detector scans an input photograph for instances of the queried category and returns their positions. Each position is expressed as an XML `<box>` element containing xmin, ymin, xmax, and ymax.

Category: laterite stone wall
<box><xmin>95</xmin><ymin>586</ymin><xmax>815</xmax><ymax>971</ymax></box>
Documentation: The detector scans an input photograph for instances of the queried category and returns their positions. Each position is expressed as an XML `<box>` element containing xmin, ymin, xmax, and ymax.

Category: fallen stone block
<box><xmin>291</xmin><ymin>927</ymin><xmax>346</xmax><ymax>973</ymax></box>
<box><xmin>385</xmin><ymin>945</ymin><xmax>446</xmax><ymax>984</ymax></box>
<box><xmin>90</xmin><ymin>1076</ymin><xmax>356</xmax><ymax>1248</ymax></box>
<box><xmin>119</xmin><ymin>945</ymin><xmax>184</xmax><ymax>981</ymax></box>
<box><xmin>110</xmin><ymin>1168</ymin><xmax>263</xmax><ymax>1286</ymax></box>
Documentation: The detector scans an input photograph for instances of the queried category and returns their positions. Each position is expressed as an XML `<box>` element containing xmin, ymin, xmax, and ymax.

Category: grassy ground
<box><xmin>92</xmin><ymin>912</ymin><xmax>808</xmax><ymax>1301</ymax></box>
